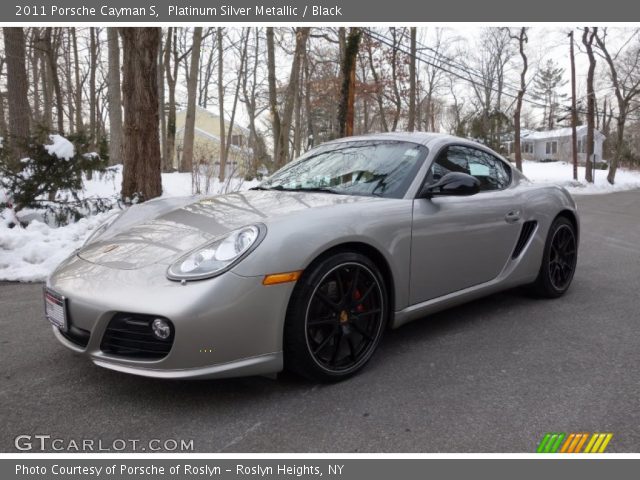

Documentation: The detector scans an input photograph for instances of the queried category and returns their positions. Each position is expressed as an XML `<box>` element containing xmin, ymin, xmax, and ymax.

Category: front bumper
<box><xmin>47</xmin><ymin>255</ymin><xmax>295</xmax><ymax>379</ymax></box>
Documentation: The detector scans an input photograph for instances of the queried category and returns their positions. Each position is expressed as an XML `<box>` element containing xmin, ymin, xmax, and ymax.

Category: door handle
<box><xmin>505</xmin><ymin>210</ymin><xmax>521</xmax><ymax>223</ymax></box>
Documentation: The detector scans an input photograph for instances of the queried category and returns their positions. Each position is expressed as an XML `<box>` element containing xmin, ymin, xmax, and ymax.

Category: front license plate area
<box><xmin>44</xmin><ymin>288</ymin><xmax>67</xmax><ymax>332</ymax></box>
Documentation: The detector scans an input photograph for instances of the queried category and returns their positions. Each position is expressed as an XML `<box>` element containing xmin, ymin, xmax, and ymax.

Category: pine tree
<box><xmin>533</xmin><ymin>59</ymin><xmax>568</xmax><ymax>129</ymax></box>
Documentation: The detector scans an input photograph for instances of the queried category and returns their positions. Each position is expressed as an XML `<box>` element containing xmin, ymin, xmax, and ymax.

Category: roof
<box><xmin>521</xmin><ymin>126</ymin><xmax>606</xmax><ymax>141</ymax></box>
<box><xmin>175</xmin><ymin>126</ymin><xmax>251</xmax><ymax>153</ymax></box>
<box><xmin>176</xmin><ymin>106</ymin><xmax>250</xmax><ymax>135</ymax></box>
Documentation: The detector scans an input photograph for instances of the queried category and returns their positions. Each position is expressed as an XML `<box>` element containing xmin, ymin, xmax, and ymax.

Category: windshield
<box><xmin>257</xmin><ymin>140</ymin><xmax>428</xmax><ymax>198</ymax></box>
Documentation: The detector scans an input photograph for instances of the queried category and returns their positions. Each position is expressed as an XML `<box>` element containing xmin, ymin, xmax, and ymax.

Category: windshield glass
<box><xmin>257</xmin><ymin>140</ymin><xmax>428</xmax><ymax>198</ymax></box>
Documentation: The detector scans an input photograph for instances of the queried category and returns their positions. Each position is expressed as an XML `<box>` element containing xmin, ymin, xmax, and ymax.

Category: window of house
<box><xmin>521</xmin><ymin>142</ymin><xmax>533</xmax><ymax>154</ymax></box>
<box><xmin>231</xmin><ymin>134</ymin><xmax>244</xmax><ymax>147</ymax></box>
<box><xmin>545</xmin><ymin>141</ymin><xmax>558</xmax><ymax>155</ymax></box>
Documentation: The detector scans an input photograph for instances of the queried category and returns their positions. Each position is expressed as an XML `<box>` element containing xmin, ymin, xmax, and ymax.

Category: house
<box><xmin>506</xmin><ymin>126</ymin><xmax>606</xmax><ymax>164</ymax></box>
<box><xmin>173</xmin><ymin>106</ymin><xmax>251</xmax><ymax>174</ymax></box>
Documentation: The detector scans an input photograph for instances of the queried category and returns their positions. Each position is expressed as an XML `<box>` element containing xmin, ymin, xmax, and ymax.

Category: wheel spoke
<box><xmin>354</xmin><ymin>308</ymin><xmax>381</xmax><ymax>319</ymax></box>
<box><xmin>312</xmin><ymin>328</ymin><xmax>338</xmax><ymax>355</ymax></box>
<box><xmin>308</xmin><ymin>315</ymin><xmax>337</xmax><ymax>326</ymax></box>
<box><xmin>329</xmin><ymin>331</ymin><xmax>344</xmax><ymax>366</ymax></box>
<box><xmin>347</xmin><ymin>336</ymin><xmax>357</xmax><ymax>361</ymax></box>
<box><xmin>347</xmin><ymin>266</ymin><xmax>361</xmax><ymax>301</ymax></box>
<box><xmin>356</xmin><ymin>283</ymin><xmax>376</xmax><ymax>305</ymax></box>
<box><xmin>315</xmin><ymin>290</ymin><xmax>340</xmax><ymax>312</ymax></box>
<box><xmin>350</xmin><ymin>321</ymin><xmax>373</xmax><ymax>341</ymax></box>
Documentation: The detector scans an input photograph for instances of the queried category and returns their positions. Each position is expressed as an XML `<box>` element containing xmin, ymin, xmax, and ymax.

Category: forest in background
<box><xmin>1</xmin><ymin>26</ymin><xmax>639</xmax><ymax>209</ymax></box>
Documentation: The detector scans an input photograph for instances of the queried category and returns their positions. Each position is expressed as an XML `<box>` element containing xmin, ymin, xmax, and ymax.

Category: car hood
<box><xmin>78</xmin><ymin>190</ymin><xmax>375</xmax><ymax>270</ymax></box>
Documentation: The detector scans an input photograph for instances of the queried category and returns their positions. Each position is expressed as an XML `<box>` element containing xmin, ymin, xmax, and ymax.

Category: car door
<box><xmin>409</xmin><ymin>145</ymin><xmax>523</xmax><ymax>305</ymax></box>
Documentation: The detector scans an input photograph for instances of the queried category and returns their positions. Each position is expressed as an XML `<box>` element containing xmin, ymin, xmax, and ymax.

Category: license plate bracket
<box><xmin>44</xmin><ymin>288</ymin><xmax>67</xmax><ymax>332</ymax></box>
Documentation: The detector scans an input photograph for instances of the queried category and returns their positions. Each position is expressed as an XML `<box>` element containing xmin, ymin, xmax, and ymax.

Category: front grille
<box><xmin>100</xmin><ymin>314</ymin><xmax>174</xmax><ymax>360</ymax></box>
<box><xmin>512</xmin><ymin>220</ymin><xmax>538</xmax><ymax>258</ymax></box>
<box><xmin>60</xmin><ymin>324</ymin><xmax>91</xmax><ymax>348</ymax></box>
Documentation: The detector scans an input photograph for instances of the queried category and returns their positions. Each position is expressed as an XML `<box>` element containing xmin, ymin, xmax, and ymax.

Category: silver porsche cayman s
<box><xmin>45</xmin><ymin>133</ymin><xmax>579</xmax><ymax>382</ymax></box>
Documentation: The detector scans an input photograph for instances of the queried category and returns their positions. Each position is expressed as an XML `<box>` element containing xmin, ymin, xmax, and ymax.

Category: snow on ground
<box><xmin>1</xmin><ymin>167</ymin><xmax>259</xmax><ymax>282</ymax></box>
<box><xmin>1</xmin><ymin>160</ymin><xmax>639</xmax><ymax>282</ymax></box>
<box><xmin>521</xmin><ymin>160</ymin><xmax>640</xmax><ymax>195</ymax></box>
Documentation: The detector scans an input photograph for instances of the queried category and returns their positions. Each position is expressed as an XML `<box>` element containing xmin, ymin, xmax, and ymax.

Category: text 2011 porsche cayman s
<box><xmin>45</xmin><ymin>133</ymin><xmax>579</xmax><ymax>381</ymax></box>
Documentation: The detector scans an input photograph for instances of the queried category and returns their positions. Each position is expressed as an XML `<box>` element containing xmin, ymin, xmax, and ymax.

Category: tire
<box><xmin>530</xmin><ymin>216</ymin><xmax>578</xmax><ymax>298</ymax></box>
<box><xmin>284</xmin><ymin>251</ymin><xmax>388</xmax><ymax>382</ymax></box>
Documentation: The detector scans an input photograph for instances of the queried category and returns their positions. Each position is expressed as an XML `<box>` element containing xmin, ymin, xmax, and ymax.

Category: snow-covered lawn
<box><xmin>521</xmin><ymin>160</ymin><xmax>640</xmax><ymax>195</ymax></box>
<box><xmin>1</xmin><ymin>160</ymin><xmax>639</xmax><ymax>283</ymax></box>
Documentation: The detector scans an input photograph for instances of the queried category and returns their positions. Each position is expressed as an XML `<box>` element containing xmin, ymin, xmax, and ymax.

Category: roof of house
<box><xmin>175</xmin><ymin>126</ymin><xmax>250</xmax><ymax>153</ymax></box>
<box><xmin>521</xmin><ymin>125</ymin><xmax>606</xmax><ymax>141</ymax></box>
<box><xmin>176</xmin><ymin>106</ymin><xmax>250</xmax><ymax>135</ymax></box>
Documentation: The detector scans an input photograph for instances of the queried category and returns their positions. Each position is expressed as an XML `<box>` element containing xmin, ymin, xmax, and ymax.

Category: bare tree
<box><xmin>508</xmin><ymin>27</ymin><xmax>528</xmax><ymax>172</ymax></box>
<box><xmin>569</xmin><ymin>31</ymin><xmax>579</xmax><ymax>181</ymax></box>
<box><xmin>408</xmin><ymin>27</ymin><xmax>417</xmax><ymax>132</ymax></box>
<box><xmin>337</xmin><ymin>27</ymin><xmax>361</xmax><ymax>137</ymax></box>
<box><xmin>107</xmin><ymin>28</ymin><xmax>123</xmax><ymax>166</ymax></box>
<box><xmin>582</xmin><ymin>27</ymin><xmax>597</xmax><ymax>183</ymax></box>
<box><xmin>267</xmin><ymin>27</ymin><xmax>311</xmax><ymax>168</ymax></box>
<box><xmin>3</xmin><ymin>27</ymin><xmax>31</xmax><ymax>160</ymax></box>
<box><xmin>119</xmin><ymin>27</ymin><xmax>162</xmax><ymax>201</ymax></box>
<box><xmin>595</xmin><ymin>28</ymin><xmax>640</xmax><ymax>184</ymax></box>
<box><xmin>181</xmin><ymin>27</ymin><xmax>203</xmax><ymax>173</ymax></box>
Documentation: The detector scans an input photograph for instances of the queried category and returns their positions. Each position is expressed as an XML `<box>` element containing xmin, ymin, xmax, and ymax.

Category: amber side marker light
<box><xmin>262</xmin><ymin>271</ymin><xmax>303</xmax><ymax>286</ymax></box>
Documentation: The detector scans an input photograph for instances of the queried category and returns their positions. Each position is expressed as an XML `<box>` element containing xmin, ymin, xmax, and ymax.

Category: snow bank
<box><xmin>0</xmin><ymin>168</ymin><xmax>259</xmax><ymax>282</ymax></box>
<box><xmin>0</xmin><ymin>210</ymin><xmax>117</xmax><ymax>282</ymax></box>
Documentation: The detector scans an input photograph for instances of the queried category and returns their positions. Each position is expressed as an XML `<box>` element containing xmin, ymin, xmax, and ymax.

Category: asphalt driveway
<box><xmin>1</xmin><ymin>190</ymin><xmax>639</xmax><ymax>452</ymax></box>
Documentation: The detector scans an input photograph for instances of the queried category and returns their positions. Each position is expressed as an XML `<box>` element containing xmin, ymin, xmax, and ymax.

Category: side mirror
<box><xmin>421</xmin><ymin>172</ymin><xmax>480</xmax><ymax>198</ymax></box>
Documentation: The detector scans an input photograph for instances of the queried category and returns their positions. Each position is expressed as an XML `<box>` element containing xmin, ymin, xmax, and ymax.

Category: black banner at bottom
<box><xmin>3</xmin><ymin>458</ymin><xmax>638</xmax><ymax>480</ymax></box>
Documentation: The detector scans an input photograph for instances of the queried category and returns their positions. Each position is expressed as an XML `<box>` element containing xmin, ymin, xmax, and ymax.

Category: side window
<box><xmin>429</xmin><ymin>146</ymin><xmax>511</xmax><ymax>192</ymax></box>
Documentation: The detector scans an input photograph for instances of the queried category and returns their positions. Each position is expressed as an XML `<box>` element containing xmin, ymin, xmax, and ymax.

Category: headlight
<box><xmin>167</xmin><ymin>224</ymin><xmax>265</xmax><ymax>281</ymax></box>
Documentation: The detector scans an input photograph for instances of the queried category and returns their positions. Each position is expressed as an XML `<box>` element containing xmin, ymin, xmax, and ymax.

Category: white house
<box><xmin>506</xmin><ymin>126</ymin><xmax>606</xmax><ymax>164</ymax></box>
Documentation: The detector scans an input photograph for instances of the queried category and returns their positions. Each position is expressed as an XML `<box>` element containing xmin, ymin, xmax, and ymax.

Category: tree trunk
<box><xmin>337</xmin><ymin>28</ymin><xmax>362</xmax><ymax>137</ymax></box>
<box><xmin>408</xmin><ymin>27</ymin><xmax>417</xmax><ymax>132</ymax></box>
<box><xmin>157</xmin><ymin>30</ymin><xmax>166</xmax><ymax>170</ymax></box>
<box><xmin>569</xmin><ymin>31</ymin><xmax>578</xmax><ymax>181</ymax></box>
<box><xmin>107</xmin><ymin>28</ymin><xmax>123</xmax><ymax>166</ymax></box>
<box><xmin>164</xmin><ymin>27</ymin><xmax>178</xmax><ymax>172</ymax></box>
<box><xmin>89</xmin><ymin>28</ymin><xmax>98</xmax><ymax>147</ymax></box>
<box><xmin>44</xmin><ymin>28</ymin><xmax>64</xmax><ymax>134</ymax></box>
<box><xmin>511</xmin><ymin>28</ymin><xmax>528</xmax><ymax>173</ymax></box>
<box><xmin>582</xmin><ymin>28</ymin><xmax>597</xmax><ymax>183</ymax></box>
<box><xmin>71</xmin><ymin>27</ymin><xmax>83</xmax><ymax>133</ymax></box>
<box><xmin>181</xmin><ymin>27</ymin><xmax>203</xmax><ymax>174</ymax></box>
<box><xmin>266</xmin><ymin>27</ymin><xmax>281</xmax><ymax>169</ymax></box>
<box><xmin>216</xmin><ymin>27</ymin><xmax>227</xmax><ymax>180</ymax></box>
<box><xmin>119</xmin><ymin>28</ymin><xmax>162</xmax><ymax>201</ymax></box>
<box><xmin>3</xmin><ymin>27</ymin><xmax>31</xmax><ymax>161</ymax></box>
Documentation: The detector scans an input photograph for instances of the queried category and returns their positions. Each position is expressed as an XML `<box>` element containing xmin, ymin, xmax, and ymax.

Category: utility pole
<box><xmin>569</xmin><ymin>31</ymin><xmax>578</xmax><ymax>181</ymax></box>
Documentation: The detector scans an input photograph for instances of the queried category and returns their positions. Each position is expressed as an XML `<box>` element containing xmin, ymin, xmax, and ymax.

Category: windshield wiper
<box><xmin>250</xmin><ymin>185</ymin><xmax>341</xmax><ymax>194</ymax></box>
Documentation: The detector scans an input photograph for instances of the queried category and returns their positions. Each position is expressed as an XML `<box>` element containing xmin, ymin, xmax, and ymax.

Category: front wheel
<box><xmin>531</xmin><ymin>216</ymin><xmax>578</xmax><ymax>298</ymax></box>
<box><xmin>284</xmin><ymin>252</ymin><xmax>388</xmax><ymax>382</ymax></box>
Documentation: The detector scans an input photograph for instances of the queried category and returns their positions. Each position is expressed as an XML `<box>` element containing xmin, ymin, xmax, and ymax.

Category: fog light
<box><xmin>151</xmin><ymin>318</ymin><xmax>171</xmax><ymax>340</ymax></box>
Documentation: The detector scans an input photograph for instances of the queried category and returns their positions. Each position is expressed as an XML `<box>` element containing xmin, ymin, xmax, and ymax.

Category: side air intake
<box><xmin>512</xmin><ymin>220</ymin><xmax>537</xmax><ymax>259</ymax></box>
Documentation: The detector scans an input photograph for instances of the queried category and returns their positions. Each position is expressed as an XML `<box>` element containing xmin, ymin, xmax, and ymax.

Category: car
<box><xmin>45</xmin><ymin>132</ymin><xmax>579</xmax><ymax>382</ymax></box>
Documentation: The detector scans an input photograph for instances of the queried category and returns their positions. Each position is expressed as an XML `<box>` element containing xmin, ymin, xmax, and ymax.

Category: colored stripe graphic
<box><xmin>538</xmin><ymin>433</ymin><xmax>613</xmax><ymax>453</ymax></box>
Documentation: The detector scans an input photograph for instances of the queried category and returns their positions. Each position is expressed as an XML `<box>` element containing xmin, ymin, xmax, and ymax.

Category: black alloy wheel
<box><xmin>284</xmin><ymin>252</ymin><xmax>387</xmax><ymax>382</ymax></box>
<box><xmin>531</xmin><ymin>216</ymin><xmax>578</xmax><ymax>298</ymax></box>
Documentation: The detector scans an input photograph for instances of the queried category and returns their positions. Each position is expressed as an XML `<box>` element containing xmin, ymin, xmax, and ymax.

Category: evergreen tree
<box><xmin>533</xmin><ymin>59</ymin><xmax>568</xmax><ymax>129</ymax></box>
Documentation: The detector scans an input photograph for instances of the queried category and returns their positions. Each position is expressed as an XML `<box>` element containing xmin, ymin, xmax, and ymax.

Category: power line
<box><xmin>364</xmin><ymin>28</ymin><xmax>640</xmax><ymax>124</ymax></box>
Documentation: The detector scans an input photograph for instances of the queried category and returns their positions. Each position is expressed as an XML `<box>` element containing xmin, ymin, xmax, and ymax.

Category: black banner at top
<box><xmin>4</xmin><ymin>0</ymin><xmax>640</xmax><ymax>22</ymax></box>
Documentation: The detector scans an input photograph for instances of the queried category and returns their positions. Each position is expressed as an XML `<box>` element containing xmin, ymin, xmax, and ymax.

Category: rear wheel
<box><xmin>531</xmin><ymin>216</ymin><xmax>578</xmax><ymax>298</ymax></box>
<box><xmin>284</xmin><ymin>252</ymin><xmax>387</xmax><ymax>382</ymax></box>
